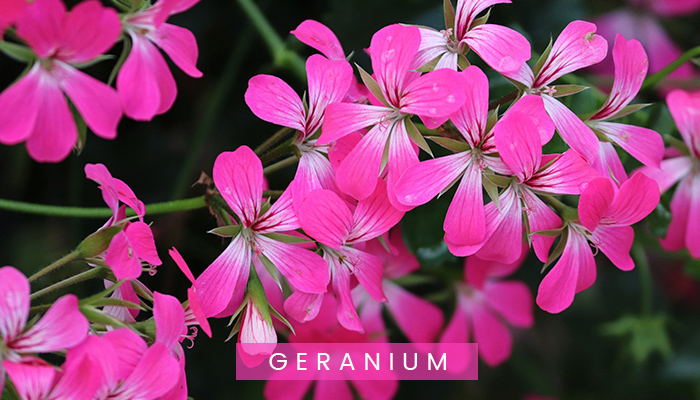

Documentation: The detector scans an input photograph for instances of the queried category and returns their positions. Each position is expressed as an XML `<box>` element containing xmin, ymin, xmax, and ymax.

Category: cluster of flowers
<box><xmin>0</xmin><ymin>0</ymin><xmax>202</xmax><ymax>162</ymax></box>
<box><xmin>2</xmin><ymin>0</ymin><xmax>700</xmax><ymax>399</ymax></box>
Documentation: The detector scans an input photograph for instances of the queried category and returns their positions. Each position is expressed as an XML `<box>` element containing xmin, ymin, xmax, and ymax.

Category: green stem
<box><xmin>263</xmin><ymin>156</ymin><xmax>298</xmax><ymax>175</ymax></box>
<box><xmin>28</xmin><ymin>251</ymin><xmax>81</xmax><ymax>283</ymax></box>
<box><xmin>30</xmin><ymin>267</ymin><xmax>106</xmax><ymax>301</ymax></box>
<box><xmin>259</xmin><ymin>136</ymin><xmax>296</xmax><ymax>164</ymax></box>
<box><xmin>28</xmin><ymin>303</ymin><xmax>53</xmax><ymax>316</ymax></box>
<box><xmin>632</xmin><ymin>243</ymin><xmax>653</xmax><ymax>315</ymax></box>
<box><xmin>489</xmin><ymin>90</ymin><xmax>519</xmax><ymax>110</ymax></box>
<box><xmin>171</xmin><ymin>24</ymin><xmax>256</xmax><ymax>200</ymax></box>
<box><xmin>235</xmin><ymin>0</ymin><xmax>306</xmax><ymax>80</ymax></box>
<box><xmin>0</xmin><ymin>195</ymin><xmax>206</xmax><ymax>219</ymax></box>
<box><xmin>642</xmin><ymin>46</ymin><xmax>700</xmax><ymax>90</ymax></box>
<box><xmin>541</xmin><ymin>195</ymin><xmax>579</xmax><ymax>221</ymax></box>
<box><xmin>254</xmin><ymin>126</ymin><xmax>293</xmax><ymax>155</ymax></box>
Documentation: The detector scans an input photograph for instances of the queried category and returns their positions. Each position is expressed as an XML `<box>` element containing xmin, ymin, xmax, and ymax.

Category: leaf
<box><xmin>530</xmin><ymin>227</ymin><xmax>565</xmax><ymax>237</ymax></box>
<box><xmin>79</xmin><ymin>280</ymin><xmax>123</xmax><ymax>306</ymax></box>
<box><xmin>392</xmin><ymin>274</ymin><xmax>437</xmax><ymax>286</ymax></box>
<box><xmin>70</xmin><ymin>101</ymin><xmax>87</xmax><ymax>155</ymax></box>
<box><xmin>609</xmin><ymin>103</ymin><xmax>651</xmax><ymax>120</ymax></box>
<box><xmin>469</xmin><ymin>8</ymin><xmax>491</xmax><ymax>29</ymax></box>
<box><xmin>77</xmin><ymin>225</ymin><xmax>124</xmax><ymax>258</ymax></box>
<box><xmin>665</xmin><ymin>134</ymin><xmax>691</xmax><ymax>157</ymax></box>
<box><xmin>225</xmin><ymin>315</ymin><xmax>243</xmax><ymax>342</ymax></box>
<box><xmin>80</xmin><ymin>305</ymin><xmax>130</xmax><ymax>329</ymax></box>
<box><xmin>600</xmin><ymin>315</ymin><xmax>672</xmax><ymax>364</ymax></box>
<box><xmin>262</xmin><ymin>232</ymin><xmax>312</xmax><ymax>244</ymax></box>
<box><xmin>552</xmin><ymin>85</ymin><xmax>588</xmax><ymax>98</ymax></box>
<box><xmin>0</xmin><ymin>41</ymin><xmax>35</xmax><ymax>63</ymax></box>
<box><xmin>415</xmin><ymin>56</ymin><xmax>439</xmax><ymax>73</ymax></box>
<box><xmin>71</xmin><ymin>54</ymin><xmax>115</xmax><ymax>69</ymax></box>
<box><xmin>484</xmin><ymin>107</ymin><xmax>499</xmax><ymax>134</ymax></box>
<box><xmin>88</xmin><ymin>298</ymin><xmax>143</xmax><ymax>310</ymax></box>
<box><xmin>270</xmin><ymin>305</ymin><xmax>296</xmax><ymax>335</ymax></box>
<box><xmin>406</xmin><ymin>119</ymin><xmax>433</xmax><ymax>156</ymax></box>
<box><xmin>482</xmin><ymin>177</ymin><xmax>501</xmax><ymax>212</ymax></box>
<box><xmin>427</xmin><ymin>136</ymin><xmax>471</xmax><ymax>152</ymax></box>
<box><xmin>108</xmin><ymin>35</ymin><xmax>131</xmax><ymax>86</ymax></box>
<box><xmin>541</xmin><ymin>227</ymin><xmax>568</xmax><ymax>272</ymax></box>
<box><xmin>457</xmin><ymin>54</ymin><xmax>470</xmax><ymax>70</ymax></box>
<box><xmin>258</xmin><ymin>253</ymin><xmax>282</xmax><ymax>291</ymax></box>
<box><xmin>444</xmin><ymin>0</ymin><xmax>455</xmax><ymax>31</ymax></box>
<box><xmin>357</xmin><ymin>63</ymin><xmax>389</xmax><ymax>107</ymax></box>
<box><xmin>531</xmin><ymin>37</ymin><xmax>553</xmax><ymax>78</ymax></box>
<box><xmin>208</xmin><ymin>225</ymin><xmax>243</xmax><ymax>237</ymax></box>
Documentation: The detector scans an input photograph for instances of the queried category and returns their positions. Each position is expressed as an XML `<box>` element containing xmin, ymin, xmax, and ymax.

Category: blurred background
<box><xmin>1</xmin><ymin>0</ymin><xmax>699</xmax><ymax>398</ymax></box>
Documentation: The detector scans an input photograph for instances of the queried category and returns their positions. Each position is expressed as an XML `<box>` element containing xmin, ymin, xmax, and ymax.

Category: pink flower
<box><xmin>537</xmin><ymin>173</ymin><xmax>660</xmax><ymax>313</ymax></box>
<box><xmin>503</xmin><ymin>21</ymin><xmax>608</xmax><ymax>163</ymax></box>
<box><xmin>168</xmin><ymin>248</ymin><xmax>212</xmax><ymax>339</ymax></box>
<box><xmin>0</xmin><ymin>266</ymin><xmax>89</xmax><ymax>393</ymax></box>
<box><xmin>0</xmin><ymin>0</ymin><xmax>27</xmax><ymax>32</ymax></box>
<box><xmin>639</xmin><ymin>90</ymin><xmax>700</xmax><ymax>258</ymax></box>
<box><xmin>317</xmin><ymin>24</ymin><xmax>467</xmax><ymax>206</ymax></box>
<box><xmin>586</xmin><ymin>34</ymin><xmax>663</xmax><ymax>183</ymax></box>
<box><xmin>3</xmin><ymin>356</ymin><xmax>100</xmax><ymax>400</ymax></box>
<box><xmin>415</xmin><ymin>0</ymin><xmax>531</xmax><ymax>73</ymax></box>
<box><xmin>353</xmin><ymin>227</ymin><xmax>445</xmax><ymax>343</ymax></box>
<box><xmin>286</xmin><ymin>180</ymin><xmax>403</xmax><ymax>332</ymax></box>
<box><xmin>118</xmin><ymin>0</ymin><xmax>203</xmax><ymax>120</ymax></box>
<box><xmin>440</xmin><ymin>251</ymin><xmax>534</xmax><ymax>366</ymax></box>
<box><xmin>195</xmin><ymin>146</ymin><xmax>329</xmax><ymax>318</ymax></box>
<box><xmin>0</xmin><ymin>0</ymin><xmax>122</xmax><ymax>162</ymax></box>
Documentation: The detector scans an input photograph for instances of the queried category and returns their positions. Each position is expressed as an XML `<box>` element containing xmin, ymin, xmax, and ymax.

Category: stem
<box><xmin>259</xmin><ymin>136</ymin><xmax>296</xmax><ymax>164</ymax></box>
<box><xmin>489</xmin><ymin>90</ymin><xmax>519</xmax><ymax>110</ymax></box>
<box><xmin>0</xmin><ymin>196</ymin><xmax>206</xmax><ymax>219</ymax></box>
<box><xmin>254</xmin><ymin>126</ymin><xmax>293</xmax><ymax>155</ymax></box>
<box><xmin>642</xmin><ymin>46</ymin><xmax>700</xmax><ymax>90</ymax></box>
<box><xmin>541</xmin><ymin>195</ymin><xmax>578</xmax><ymax>221</ymax></box>
<box><xmin>28</xmin><ymin>251</ymin><xmax>81</xmax><ymax>283</ymax></box>
<box><xmin>235</xmin><ymin>0</ymin><xmax>306</xmax><ymax>80</ymax></box>
<box><xmin>263</xmin><ymin>190</ymin><xmax>284</xmax><ymax>199</ymax></box>
<box><xmin>263</xmin><ymin>156</ymin><xmax>298</xmax><ymax>175</ymax></box>
<box><xmin>632</xmin><ymin>243</ymin><xmax>653</xmax><ymax>315</ymax></box>
<box><xmin>30</xmin><ymin>267</ymin><xmax>106</xmax><ymax>301</ymax></box>
<box><xmin>171</xmin><ymin>23</ymin><xmax>256</xmax><ymax>200</ymax></box>
<box><xmin>29</xmin><ymin>303</ymin><xmax>52</xmax><ymax>316</ymax></box>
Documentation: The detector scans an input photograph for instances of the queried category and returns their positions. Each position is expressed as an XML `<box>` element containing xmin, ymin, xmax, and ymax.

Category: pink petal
<box><xmin>521</xmin><ymin>189</ymin><xmax>562</xmax><ymax>263</ymax></box>
<box><xmin>0</xmin><ymin>266</ymin><xmax>29</xmax><ymax>342</ymax></box>
<box><xmin>578</xmin><ymin>177</ymin><xmax>615</xmax><ymax>232</ymax></box>
<box><xmin>240</xmin><ymin>301</ymin><xmax>277</xmax><ymax>356</ymax></box>
<box><xmin>0</xmin><ymin>64</ymin><xmax>41</xmax><ymax>146</ymax></box>
<box><xmin>414</xmin><ymin>28</ymin><xmax>451</xmax><ymax>70</ymax></box>
<box><xmin>105</xmin><ymin>231</ymin><xmax>143</xmax><ymax>281</ymax></box>
<box><xmin>153</xmin><ymin>292</ymin><xmax>185</xmax><ymax>351</ymax></box>
<box><xmin>592</xmin><ymin>141</ymin><xmax>628</xmax><ymax>184</ymax></box>
<box><xmin>291</xmin><ymin>20</ymin><xmax>345</xmax><ymax>60</ymax></box>
<box><xmin>111</xmin><ymin>343</ymin><xmax>180</xmax><ymax>400</ymax></box>
<box><xmin>593</xmin><ymin>122</ymin><xmax>664</xmax><ymax>169</ymax></box>
<box><xmin>15</xmin><ymin>0</ymin><xmax>65</xmax><ymax>59</ymax></box>
<box><xmin>59</xmin><ymin>0</ymin><xmax>121</xmax><ymax>64</ymax></box>
<box><xmin>454</xmin><ymin>0</ymin><xmax>511</xmax><ymax>38</ymax></box>
<box><xmin>117</xmin><ymin>34</ymin><xmax>177</xmax><ymax>121</ymax></box>
<box><xmin>661</xmin><ymin>175</ymin><xmax>694</xmax><ymax>253</ymax></box>
<box><xmin>606</xmin><ymin>171</ymin><xmax>660</xmax><ymax>226</ymax></box>
<box><xmin>298</xmin><ymin>189</ymin><xmax>353</xmax><ymax>249</ymax></box>
<box><xmin>474</xmin><ymin>186</ymin><xmax>524</xmax><ymax>264</ymax></box>
<box><xmin>256</xmin><ymin>234</ymin><xmax>329</xmax><ymax>293</ymax></box>
<box><xmin>318</xmin><ymin>102</ymin><xmax>391</xmax><ymax>145</ymax></box>
<box><xmin>0</xmin><ymin>0</ymin><xmax>27</xmax><ymax>32</ymax></box>
<box><xmin>384</xmin><ymin>281</ymin><xmax>444</xmax><ymax>343</ymax></box>
<box><xmin>450</xmin><ymin>66</ymin><xmax>489</xmax><ymax>146</ymax></box>
<box><xmin>401</xmin><ymin>68</ymin><xmax>467</xmax><ymax>118</ymax></box>
<box><xmin>331</xmin><ymin>260</ymin><xmax>364</xmax><ymax>332</ymax></box>
<box><xmin>527</xmin><ymin>150</ymin><xmax>600</xmax><ymax>195</ymax></box>
<box><xmin>464</xmin><ymin>24</ymin><xmax>530</xmax><ymax>74</ymax></box>
<box><xmin>196</xmin><ymin>234</ymin><xmax>251</xmax><ymax>317</ymax></box>
<box><xmin>472</xmin><ymin>303</ymin><xmax>512</xmax><ymax>366</ymax></box>
<box><xmin>393</xmin><ymin>151</ymin><xmax>470</xmax><ymax>206</ymax></box>
<box><xmin>3</xmin><ymin>360</ymin><xmax>55</xmax><ymax>400</ymax></box>
<box><xmin>439</xmin><ymin>305</ymin><xmax>470</xmax><ymax>343</ymax></box>
<box><xmin>102</xmin><ymin>328</ymin><xmax>148</xmax><ymax>382</ymax></box>
<box><xmin>590</xmin><ymin>35</ymin><xmax>648</xmax><ymax>121</ymax></box>
<box><xmin>264</xmin><ymin>379</ymin><xmax>314</xmax><ymax>400</ymax></box>
<box><xmin>124</xmin><ymin>221</ymin><xmax>161</xmax><ymax>265</ymax></box>
<box><xmin>494</xmin><ymin>109</ymin><xmax>542</xmax><ymax>181</ymax></box>
<box><xmin>255</xmin><ymin>187</ymin><xmax>301</xmax><ymax>233</ymax></box>
<box><xmin>150</xmin><ymin>23</ymin><xmax>202</xmax><ymax>78</ymax></box>
<box><xmin>25</xmin><ymin>71</ymin><xmax>77</xmax><ymax>163</ymax></box>
<box><xmin>342</xmin><ymin>247</ymin><xmax>386</xmax><ymax>302</ymax></box>
<box><xmin>284</xmin><ymin>292</ymin><xmax>324</xmax><ymax>323</ymax></box>
<box><xmin>56</xmin><ymin>63</ymin><xmax>121</xmax><ymax>140</ymax></box>
<box><xmin>592</xmin><ymin>225</ymin><xmax>635</xmax><ymax>271</ymax></box>
<box><xmin>244</xmin><ymin>74</ymin><xmax>305</xmax><ymax>132</ymax></box>
<box><xmin>667</xmin><ymin>90</ymin><xmax>700</xmax><ymax>157</ymax></box>
<box><xmin>444</xmin><ymin>161</ymin><xmax>486</xmax><ymax>246</ymax></box>
<box><xmin>315</xmin><ymin>381</ymin><xmax>353</xmax><ymax>400</ymax></box>
<box><xmin>335</xmin><ymin>122</ymin><xmax>391</xmax><ymax>200</ymax></box>
<box><xmin>534</xmin><ymin>20</ymin><xmax>608</xmax><ymax>88</ymax></box>
<box><xmin>541</xmin><ymin>94</ymin><xmax>599</xmax><ymax>163</ymax></box>
<box><xmin>213</xmin><ymin>146</ymin><xmax>262</xmax><ymax>226</ymax></box>
<box><xmin>501</xmin><ymin>63</ymin><xmax>535</xmax><ymax>87</ymax></box>
<box><xmin>13</xmin><ymin>295</ymin><xmax>87</xmax><ymax>354</ymax></box>
<box><xmin>50</xmin><ymin>355</ymin><xmax>101</xmax><ymax>400</ymax></box>
<box><xmin>637</xmin><ymin>0</ymin><xmax>700</xmax><ymax>16</ymax></box>
<box><xmin>536</xmin><ymin>227</ymin><xmax>593</xmax><ymax>313</ymax></box>
<box><xmin>483</xmin><ymin>280</ymin><xmax>534</xmax><ymax>328</ymax></box>
<box><xmin>369</xmin><ymin>24</ymin><xmax>421</xmax><ymax>106</ymax></box>
<box><xmin>509</xmin><ymin>95</ymin><xmax>556</xmax><ymax>145</ymax></box>
<box><xmin>385</xmin><ymin>121</ymin><xmax>420</xmax><ymax>211</ymax></box>
<box><xmin>290</xmin><ymin>149</ymin><xmax>349</xmax><ymax>215</ymax></box>
<box><xmin>349</xmin><ymin>179</ymin><xmax>404</xmax><ymax>243</ymax></box>
<box><xmin>465</xmin><ymin>249</ymin><xmax>527</xmax><ymax>288</ymax></box>
<box><xmin>638</xmin><ymin>156</ymin><xmax>692</xmax><ymax>194</ymax></box>
<box><xmin>169</xmin><ymin>247</ymin><xmax>195</xmax><ymax>284</ymax></box>
<box><xmin>306</xmin><ymin>55</ymin><xmax>353</xmax><ymax>136</ymax></box>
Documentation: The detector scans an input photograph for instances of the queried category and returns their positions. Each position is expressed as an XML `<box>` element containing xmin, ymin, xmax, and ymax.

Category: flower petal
<box><xmin>527</xmin><ymin>150</ymin><xmax>600</xmax><ymax>195</ymax></box>
<box><xmin>384</xmin><ymin>281</ymin><xmax>444</xmax><ymax>343</ymax></box>
<box><xmin>342</xmin><ymin>247</ymin><xmax>386</xmax><ymax>302</ymax></box>
<box><xmin>244</xmin><ymin>74</ymin><xmax>305</xmax><ymax>132</ymax></box>
<box><xmin>256</xmin><ymin>235</ymin><xmax>329</xmax><ymax>293</ymax></box>
<box><xmin>592</xmin><ymin>225</ymin><xmax>635</xmax><ymax>271</ymax></box>
<box><xmin>0</xmin><ymin>65</ymin><xmax>42</xmax><ymax>145</ymax></box>
<box><xmin>578</xmin><ymin>177</ymin><xmax>615</xmax><ymax>232</ymax></box>
<box><xmin>401</xmin><ymin>68</ymin><xmax>467</xmax><ymax>118</ymax></box>
<box><xmin>15</xmin><ymin>0</ymin><xmax>65</xmax><ymax>59</ymax></box>
<box><xmin>335</xmin><ymin>123</ymin><xmax>390</xmax><ymax>200</ymax></box>
<box><xmin>306</xmin><ymin>55</ymin><xmax>353</xmax><ymax>136</ymax></box>
<box><xmin>213</xmin><ymin>146</ymin><xmax>262</xmax><ymax>226</ymax></box>
<box><xmin>284</xmin><ymin>292</ymin><xmax>324</xmax><ymax>323</ymax></box>
<box><xmin>541</xmin><ymin>94</ymin><xmax>599</xmax><ymax>163</ymax></box>
<box><xmin>291</xmin><ymin>20</ymin><xmax>345</xmax><ymax>60</ymax></box>
<box><xmin>298</xmin><ymin>189</ymin><xmax>353</xmax><ymax>249</ymax></box>
<box><xmin>349</xmin><ymin>179</ymin><xmax>404</xmax><ymax>243</ymax></box>
<box><xmin>606</xmin><ymin>171</ymin><xmax>660</xmax><ymax>226</ymax></box>
<box><xmin>394</xmin><ymin>151</ymin><xmax>470</xmax><ymax>206</ymax></box>
<box><xmin>444</xmin><ymin>161</ymin><xmax>486</xmax><ymax>246</ymax></box>
<box><xmin>111</xmin><ymin>343</ymin><xmax>180</xmax><ymax>400</ymax></box>
<box><xmin>494</xmin><ymin>109</ymin><xmax>542</xmax><ymax>181</ymax></box>
<box><xmin>483</xmin><ymin>280</ymin><xmax>534</xmax><ymax>328</ymax></box>
<box><xmin>13</xmin><ymin>295</ymin><xmax>88</xmax><ymax>354</ymax></box>
<box><xmin>60</xmin><ymin>0</ymin><xmax>121</xmax><ymax>63</ymax></box>
<box><xmin>0</xmin><ymin>266</ymin><xmax>29</xmax><ymax>342</ymax></box>
<box><xmin>521</xmin><ymin>189</ymin><xmax>562</xmax><ymax>262</ymax></box>
<box><xmin>464</xmin><ymin>24</ymin><xmax>530</xmax><ymax>74</ymax></box>
<box><xmin>472</xmin><ymin>304</ymin><xmax>512</xmax><ymax>366</ymax></box>
<box><xmin>369</xmin><ymin>24</ymin><xmax>421</xmax><ymax>106</ymax></box>
<box><xmin>150</xmin><ymin>23</ymin><xmax>202</xmax><ymax>78</ymax></box>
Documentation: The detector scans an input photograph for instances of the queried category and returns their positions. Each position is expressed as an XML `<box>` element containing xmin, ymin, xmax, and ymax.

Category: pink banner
<box><xmin>236</xmin><ymin>343</ymin><xmax>478</xmax><ymax>380</ymax></box>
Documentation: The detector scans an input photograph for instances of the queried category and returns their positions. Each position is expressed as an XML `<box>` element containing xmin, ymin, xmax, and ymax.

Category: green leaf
<box><xmin>484</xmin><ymin>107</ymin><xmax>499</xmax><ymax>134</ymax></box>
<box><xmin>392</xmin><ymin>274</ymin><xmax>437</xmax><ymax>286</ymax></box>
<box><xmin>552</xmin><ymin>84</ymin><xmax>588</xmax><ymax>98</ymax></box>
<box><xmin>530</xmin><ymin>227</ymin><xmax>565</xmax><ymax>238</ymax></box>
<box><xmin>108</xmin><ymin>36</ymin><xmax>131</xmax><ymax>85</ymax></box>
<box><xmin>226</xmin><ymin>315</ymin><xmax>243</xmax><ymax>342</ymax></box>
<box><xmin>444</xmin><ymin>0</ymin><xmax>455</xmax><ymax>31</ymax></box>
<box><xmin>406</xmin><ymin>119</ymin><xmax>433</xmax><ymax>157</ymax></box>
<box><xmin>79</xmin><ymin>279</ymin><xmax>123</xmax><ymax>306</ymax></box>
<box><xmin>457</xmin><ymin>54</ymin><xmax>470</xmax><ymax>70</ymax></box>
<box><xmin>88</xmin><ymin>298</ymin><xmax>143</xmax><ymax>310</ymax></box>
<box><xmin>665</xmin><ymin>134</ymin><xmax>691</xmax><ymax>156</ymax></box>
<box><xmin>71</xmin><ymin>54</ymin><xmax>115</xmax><ymax>69</ymax></box>
<box><xmin>427</xmin><ymin>136</ymin><xmax>471</xmax><ymax>152</ymax></box>
<box><xmin>80</xmin><ymin>305</ymin><xmax>130</xmax><ymax>329</ymax></box>
<box><xmin>531</xmin><ymin>37</ymin><xmax>553</xmax><ymax>78</ymax></box>
<box><xmin>228</xmin><ymin>295</ymin><xmax>250</xmax><ymax>327</ymax></box>
<box><xmin>469</xmin><ymin>8</ymin><xmax>491</xmax><ymax>29</ymax></box>
<box><xmin>601</xmin><ymin>315</ymin><xmax>672</xmax><ymax>364</ymax></box>
<box><xmin>0</xmin><ymin>41</ymin><xmax>35</xmax><ymax>63</ymax></box>
<box><xmin>357</xmin><ymin>63</ymin><xmax>389</xmax><ymax>107</ymax></box>
<box><xmin>263</xmin><ymin>232</ymin><xmax>312</xmax><ymax>244</ymax></box>
<box><xmin>270</xmin><ymin>305</ymin><xmax>296</xmax><ymax>335</ymax></box>
<box><xmin>208</xmin><ymin>225</ymin><xmax>243</xmax><ymax>237</ymax></box>
<box><xmin>70</xmin><ymin>101</ymin><xmax>87</xmax><ymax>155</ymax></box>
<box><xmin>542</xmin><ymin>227</ymin><xmax>568</xmax><ymax>272</ymax></box>
<box><xmin>258</xmin><ymin>254</ymin><xmax>282</xmax><ymax>291</ymax></box>
<box><xmin>482</xmin><ymin>177</ymin><xmax>501</xmax><ymax>212</ymax></box>
<box><xmin>609</xmin><ymin>103</ymin><xmax>651</xmax><ymax>120</ymax></box>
